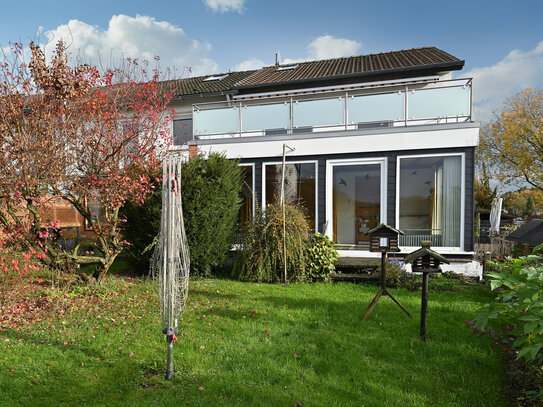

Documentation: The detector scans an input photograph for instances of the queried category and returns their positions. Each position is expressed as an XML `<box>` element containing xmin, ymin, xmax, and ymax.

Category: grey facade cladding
<box><xmin>239</xmin><ymin>146</ymin><xmax>475</xmax><ymax>252</ymax></box>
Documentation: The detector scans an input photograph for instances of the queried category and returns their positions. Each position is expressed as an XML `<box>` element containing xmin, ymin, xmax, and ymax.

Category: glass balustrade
<box><xmin>242</xmin><ymin>103</ymin><xmax>290</xmax><ymax>132</ymax></box>
<box><xmin>408</xmin><ymin>86</ymin><xmax>471</xmax><ymax>120</ymax></box>
<box><xmin>192</xmin><ymin>79</ymin><xmax>472</xmax><ymax>138</ymax></box>
<box><xmin>193</xmin><ymin>106</ymin><xmax>239</xmax><ymax>137</ymax></box>
<box><xmin>293</xmin><ymin>97</ymin><xmax>345</xmax><ymax>128</ymax></box>
<box><xmin>348</xmin><ymin>92</ymin><xmax>404</xmax><ymax>124</ymax></box>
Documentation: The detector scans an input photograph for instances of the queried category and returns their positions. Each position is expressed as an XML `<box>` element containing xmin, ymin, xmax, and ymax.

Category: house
<box><xmin>168</xmin><ymin>47</ymin><xmax>481</xmax><ymax>276</ymax></box>
<box><xmin>506</xmin><ymin>219</ymin><xmax>543</xmax><ymax>250</ymax></box>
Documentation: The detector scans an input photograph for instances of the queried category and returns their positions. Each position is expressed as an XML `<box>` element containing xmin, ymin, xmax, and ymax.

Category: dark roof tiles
<box><xmin>162</xmin><ymin>47</ymin><xmax>463</xmax><ymax>97</ymax></box>
<box><xmin>235</xmin><ymin>47</ymin><xmax>463</xmax><ymax>88</ymax></box>
<box><xmin>160</xmin><ymin>70</ymin><xmax>256</xmax><ymax>97</ymax></box>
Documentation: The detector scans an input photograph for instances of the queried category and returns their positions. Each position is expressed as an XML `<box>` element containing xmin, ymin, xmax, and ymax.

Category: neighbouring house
<box><xmin>506</xmin><ymin>219</ymin><xmax>543</xmax><ymax>251</ymax></box>
<box><xmin>167</xmin><ymin>47</ymin><xmax>481</xmax><ymax>276</ymax></box>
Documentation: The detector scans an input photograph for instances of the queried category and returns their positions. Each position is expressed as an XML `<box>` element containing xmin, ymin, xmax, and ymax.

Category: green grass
<box><xmin>0</xmin><ymin>277</ymin><xmax>505</xmax><ymax>407</ymax></box>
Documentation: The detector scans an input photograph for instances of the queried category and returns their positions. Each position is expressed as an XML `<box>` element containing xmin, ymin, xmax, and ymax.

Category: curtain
<box><xmin>441</xmin><ymin>156</ymin><xmax>461</xmax><ymax>247</ymax></box>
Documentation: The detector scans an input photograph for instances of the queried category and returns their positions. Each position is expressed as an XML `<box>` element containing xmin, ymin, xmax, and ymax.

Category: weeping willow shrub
<box><xmin>233</xmin><ymin>201</ymin><xmax>310</xmax><ymax>282</ymax></box>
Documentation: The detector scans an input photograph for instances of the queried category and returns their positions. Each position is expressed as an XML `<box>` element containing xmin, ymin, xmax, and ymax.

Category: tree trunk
<box><xmin>92</xmin><ymin>255</ymin><xmax>117</xmax><ymax>285</ymax></box>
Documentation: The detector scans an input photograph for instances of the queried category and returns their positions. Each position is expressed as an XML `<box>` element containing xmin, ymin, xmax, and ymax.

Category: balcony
<box><xmin>192</xmin><ymin>78</ymin><xmax>472</xmax><ymax>140</ymax></box>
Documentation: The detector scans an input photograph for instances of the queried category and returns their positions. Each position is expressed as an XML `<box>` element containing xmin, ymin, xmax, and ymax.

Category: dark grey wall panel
<box><xmin>240</xmin><ymin>146</ymin><xmax>476</xmax><ymax>250</ymax></box>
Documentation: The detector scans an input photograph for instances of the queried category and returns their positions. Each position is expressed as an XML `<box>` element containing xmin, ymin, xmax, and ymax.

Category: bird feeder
<box><xmin>363</xmin><ymin>224</ymin><xmax>412</xmax><ymax>321</ymax></box>
<box><xmin>405</xmin><ymin>240</ymin><xmax>449</xmax><ymax>341</ymax></box>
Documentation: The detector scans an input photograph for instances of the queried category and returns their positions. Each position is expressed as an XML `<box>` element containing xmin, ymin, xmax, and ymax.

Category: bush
<box><xmin>120</xmin><ymin>187</ymin><xmax>161</xmax><ymax>274</ymax></box>
<box><xmin>305</xmin><ymin>233</ymin><xmax>338</xmax><ymax>282</ymax></box>
<box><xmin>473</xmin><ymin>244</ymin><xmax>543</xmax><ymax>365</ymax></box>
<box><xmin>233</xmin><ymin>202</ymin><xmax>310</xmax><ymax>283</ymax></box>
<box><xmin>121</xmin><ymin>153</ymin><xmax>242</xmax><ymax>277</ymax></box>
<box><xmin>181</xmin><ymin>153</ymin><xmax>242</xmax><ymax>277</ymax></box>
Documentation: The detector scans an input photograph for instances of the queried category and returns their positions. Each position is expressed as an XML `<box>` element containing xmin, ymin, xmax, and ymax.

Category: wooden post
<box><xmin>420</xmin><ymin>272</ymin><xmax>429</xmax><ymax>341</ymax></box>
<box><xmin>380</xmin><ymin>251</ymin><xmax>386</xmax><ymax>290</ymax></box>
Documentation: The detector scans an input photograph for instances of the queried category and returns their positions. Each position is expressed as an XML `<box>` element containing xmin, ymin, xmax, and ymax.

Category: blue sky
<box><xmin>1</xmin><ymin>0</ymin><xmax>542</xmax><ymax>122</ymax></box>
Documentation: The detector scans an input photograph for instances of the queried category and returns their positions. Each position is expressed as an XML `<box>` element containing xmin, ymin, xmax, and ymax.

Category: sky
<box><xmin>1</xmin><ymin>0</ymin><xmax>542</xmax><ymax>123</ymax></box>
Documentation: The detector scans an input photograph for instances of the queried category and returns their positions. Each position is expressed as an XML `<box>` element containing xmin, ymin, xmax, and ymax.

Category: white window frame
<box><xmin>325</xmin><ymin>157</ymin><xmax>388</xmax><ymax>248</ymax></box>
<box><xmin>239</xmin><ymin>162</ymin><xmax>256</xmax><ymax>218</ymax></box>
<box><xmin>395</xmin><ymin>152</ymin><xmax>465</xmax><ymax>252</ymax></box>
<box><xmin>261</xmin><ymin>160</ymin><xmax>318</xmax><ymax>231</ymax></box>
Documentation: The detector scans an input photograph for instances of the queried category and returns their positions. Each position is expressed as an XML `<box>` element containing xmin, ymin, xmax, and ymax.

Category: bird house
<box><xmin>367</xmin><ymin>224</ymin><xmax>404</xmax><ymax>253</ymax></box>
<box><xmin>405</xmin><ymin>240</ymin><xmax>450</xmax><ymax>341</ymax></box>
<box><xmin>405</xmin><ymin>241</ymin><xmax>449</xmax><ymax>273</ymax></box>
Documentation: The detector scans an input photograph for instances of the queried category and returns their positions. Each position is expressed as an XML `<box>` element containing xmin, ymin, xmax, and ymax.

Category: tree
<box><xmin>0</xmin><ymin>41</ymin><xmax>172</xmax><ymax>284</ymax></box>
<box><xmin>477</xmin><ymin>88</ymin><xmax>543</xmax><ymax>192</ymax></box>
<box><xmin>526</xmin><ymin>195</ymin><xmax>535</xmax><ymax>215</ymax></box>
<box><xmin>474</xmin><ymin>162</ymin><xmax>497</xmax><ymax>210</ymax></box>
<box><xmin>181</xmin><ymin>153</ymin><xmax>242</xmax><ymax>277</ymax></box>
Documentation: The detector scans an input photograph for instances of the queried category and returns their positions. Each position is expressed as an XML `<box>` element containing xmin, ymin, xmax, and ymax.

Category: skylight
<box><xmin>203</xmin><ymin>74</ymin><xmax>229</xmax><ymax>82</ymax></box>
<box><xmin>276</xmin><ymin>64</ymin><xmax>299</xmax><ymax>71</ymax></box>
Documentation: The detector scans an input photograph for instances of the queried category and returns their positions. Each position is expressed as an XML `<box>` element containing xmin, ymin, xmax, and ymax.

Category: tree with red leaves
<box><xmin>0</xmin><ymin>41</ymin><xmax>173</xmax><ymax>284</ymax></box>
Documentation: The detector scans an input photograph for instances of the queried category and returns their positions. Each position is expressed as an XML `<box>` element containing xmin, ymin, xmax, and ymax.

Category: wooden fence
<box><xmin>474</xmin><ymin>236</ymin><xmax>515</xmax><ymax>262</ymax></box>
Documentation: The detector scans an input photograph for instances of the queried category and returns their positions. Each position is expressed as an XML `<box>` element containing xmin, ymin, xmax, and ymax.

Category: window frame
<box><xmin>325</xmin><ymin>157</ymin><xmax>388</xmax><ymax>247</ymax></box>
<box><xmin>261</xmin><ymin>160</ymin><xmax>318</xmax><ymax>231</ymax></box>
<box><xmin>239</xmin><ymin>162</ymin><xmax>256</xmax><ymax>221</ymax></box>
<box><xmin>395</xmin><ymin>152</ymin><xmax>465</xmax><ymax>251</ymax></box>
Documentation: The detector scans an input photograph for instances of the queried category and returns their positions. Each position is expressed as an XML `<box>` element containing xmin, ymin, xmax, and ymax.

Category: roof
<box><xmin>160</xmin><ymin>70</ymin><xmax>256</xmax><ymax>97</ymax></box>
<box><xmin>405</xmin><ymin>241</ymin><xmax>450</xmax><ymax>265</ymax></box>
<box><xmin>367</xmin><ymin>223</ymin><xmax>405</xmax><ymax>236</ymax></box>
<box><xmin>506</xmin><ymin>219</ymin><xmax>543</xmax><ymax>246</ymax></box>
<box><xmin>234</xmin><ymin>47</ymin><xmax>464</xmax><ymax>90</ymax></box>
<box><xmin>163</xmin><ymin>47</ymin><xmax>464</xmax><ymax>97</ymax></box>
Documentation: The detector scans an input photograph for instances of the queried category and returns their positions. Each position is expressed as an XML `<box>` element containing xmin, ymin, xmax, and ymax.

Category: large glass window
<box><xmin>332</xmin><ymin>164</ymin><xmax>381</xmax><ymax>246</ymax></box>
<box><xmin>238</xmin><ymin>165</ymin><xmax>254</xmax><ymax>227</ymax></box>
<box><xmin>264</xmin><ymin>163</ymin><xmax>316</xmax><ymax>230</ymax></box>
<box><xmin>398</xmin><ymin>155</ymin><xmax>462</xmax><ymax>247</ymax></box>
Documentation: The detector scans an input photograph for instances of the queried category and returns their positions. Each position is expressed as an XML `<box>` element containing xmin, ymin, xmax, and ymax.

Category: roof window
<box><xmin>203</xmin><ymin>74</ymin><xmax>229</xmax><ymax>82</ymax></box>
<box><xmin>276</xmin><ymin>64</ymin><xmax>298</xmax><ymax>71</ymax></box>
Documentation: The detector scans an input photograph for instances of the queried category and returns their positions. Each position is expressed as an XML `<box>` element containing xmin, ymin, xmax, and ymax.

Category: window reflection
<box><xmin>399</xmin><ymin>156</ymin><xmax>461</xmax><ymax>247</ymax></box>
<box><xmin>332</xmin><ymin>164</ymin><xmax>381</xmax><ymax>246</ymax></box>
<box><xmin>265</xmin><ymin>163</ymin><xmax>316</xmax><ymax>230</ymax></box>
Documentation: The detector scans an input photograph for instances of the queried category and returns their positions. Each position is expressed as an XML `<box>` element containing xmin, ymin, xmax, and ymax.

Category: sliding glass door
<box><xmin>328</xmin><ymin>159</ymin><xmax>386</xmax><ymax>247</ymax></box>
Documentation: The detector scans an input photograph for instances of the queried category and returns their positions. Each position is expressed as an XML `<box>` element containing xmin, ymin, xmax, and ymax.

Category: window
<box><xmin>173</xmin><ymin>118</ymin><xmax>193</xmax><ymax>145</ymax></box>
<box><xmin>331</xmin><ymin>163</ymin><xmax>382</xmax><ymax>246</ymax></box>
<box><xmin>276</xmin><ymin>65</ymin><xmax>298</xmax><ymax>71</ymax></box>
<box><xmin>238</xmin><ymin>164</ymin><xmax>254</xmax><ymax>227</ymax></box>
<box><xmin>203</xmin><ymin>74</ymin><xmax>229</xmax><ymax>82</ymax></box>
<box><xmin>85</xmin><ymin>197</ymin><xmax>105</xmax><ymax>230</ymax></box>
<box><xmin>398</xmin><ymin>155</ymin><xmax>463</xmax><ymax>248</ymax></box>
<box><xmin>263</xmin><ymin>162</ymin><xmax>317</xmax><ymax>230</ymax></box>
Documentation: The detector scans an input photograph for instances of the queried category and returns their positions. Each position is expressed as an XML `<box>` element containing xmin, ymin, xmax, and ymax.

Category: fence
<box><xmin>474</xmin><ymin>236</ymin><xmax>514</xmax><ymax>262</ymax></box>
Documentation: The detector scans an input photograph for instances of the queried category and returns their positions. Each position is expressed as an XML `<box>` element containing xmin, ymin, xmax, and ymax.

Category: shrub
<box><xmin>181</xmin><ymin>153</ymin><xmax>242</xmax><ymax>277</ymax></box>
<box><xmin>473</xmin><ymin>244</ymin><xmax>543</xmax><ymax>364</ymax></box>
<box><xmin>120</xmin><ymin>187</ymin><xmax>161</xmax><ymax>274</ymax></box>
<box><xmin>121</xmin><ymin>153</ymin><xmax>242</xmax><ymax>277</ymax></box>
<box><xmin>233</xmin><ymin>202</ymin><xmax>310</xmax><ymax>283</ymax></box>
<box><xmin>305</xmin><ymin>233</ymin><xmax>338</xmax><ymax>282</ymax></box>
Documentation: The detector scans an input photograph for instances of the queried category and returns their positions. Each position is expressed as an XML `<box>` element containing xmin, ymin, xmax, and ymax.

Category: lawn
<box><xmin>0</xmin><ymin>275</ymin><xmax>506</xmax><ymax>406</ymax></box>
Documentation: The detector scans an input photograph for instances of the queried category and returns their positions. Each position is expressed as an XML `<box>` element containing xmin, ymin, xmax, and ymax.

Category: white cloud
<box><xmin>308</xmin><ymin>35</ymin><xmax>361</xmax><ymax>60</ymax></box>
<box><xmin>279</xmin><ymin>35</ymin><xmax>362</xmax><ymax>65</ymax></box>
<box><xmin>465</xmin><ymin>41</ymin><xmax>543</xmax><ymax>123</ymax></box>
<box><xmin>203</xmin><ymin>0</ymin><xmax>245</xmax><ymax>13</ymax></box>
<box><xmin>42</xmin><ymin>14</ymin><xmax>219</xmax><ymax>77</ymax></box>
<box><xmin>234</xmin><ymin>57</ymin><xmax>265</xmax><ymax>71</ymax></box>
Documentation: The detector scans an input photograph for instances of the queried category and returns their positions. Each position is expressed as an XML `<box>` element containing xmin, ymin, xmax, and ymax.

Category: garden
<box><xmin>0</xmin><ymin>41</ymin><xmax>541</xmax><ymax>407</ymax></box>
<box><xmin>0</xmin><ymin>269</ymin><xmax>506</xmax><ymax>407</ymax></box>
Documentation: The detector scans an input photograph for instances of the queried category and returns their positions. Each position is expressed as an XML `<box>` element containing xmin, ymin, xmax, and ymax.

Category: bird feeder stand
<box><xmin>405</xmin><ymin>240</ymin><xmax>449</xmax><ymax>341</ymax></box>
<box><xmin>363</xmin><ymin>224</ymin><xmax>412</xmax><ymax>320</ymax></box>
